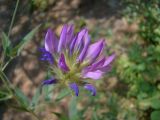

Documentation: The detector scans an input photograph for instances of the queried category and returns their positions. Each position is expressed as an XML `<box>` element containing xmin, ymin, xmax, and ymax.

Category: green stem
<box><xmin>8</xmin><ymin>0</ymin><xmax>20</xmax><ymax>37</ymax></box>
<box><xmin>0</xmin><ymin>70</ymin><xmax>13</xmax><ymax>94</ymax></box>
<box><xmin>2</xmin><ymin>57</ymin><xmax>13</xmax><ymax>71</ymax></box>
<box><xmin>11</xmin><ymin>105</ymin><xmax>42</xmax><ymax>120</ymax></box>
<box><xmin>0</xmin><ymin>70</ymin><xmax>12</xmax><ymax>85</ymax></box>
<box><xmin>0</xmin><ymin>94</ymin><xmax>12</xmax><ymax>101</ymax></box>
<box><xmin>0</xmin><ymin>53</ymin><xmax>5</xmax><ymax>69</ymax></box>
<box><xmin>1</xmin><ymin>0</ymin><xmax>19</xmax><ymax>71</ymax></box>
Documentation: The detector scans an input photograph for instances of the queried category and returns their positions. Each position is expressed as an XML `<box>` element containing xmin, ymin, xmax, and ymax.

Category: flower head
<box><xmin>40</xmin><ymin>24</ymin><xmax>115</xmax><ymax>96</ymax></box>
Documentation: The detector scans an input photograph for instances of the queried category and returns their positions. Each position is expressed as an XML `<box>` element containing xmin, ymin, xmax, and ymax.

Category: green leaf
<box><xmin>12</xmin><ymin>25</ymin><xmax>40</xmax><ymax>56</ymax></box>
<box><xmin>14</xmin><ymin>88</ymin><xmax>29</xmax><ymax>108</ymax></box>
<box><xmin>138</xmin><ymin>94</ymin><xmax>160</xmax><ymax>110</ymax></box>
<box><xmin>55</xmin><ymin>88</ymin><xmax>70</xmax><ymax>101</ymax></box>
<box><xmin>92</xmin><ymin>110</ymin><xmax>98</xmax><ymax>120</ymax></box>
<box><xmin>0</xmin><ymin>91</ymin><xmax>12</xmax><ymax>101</ymax></box>
<box><xmin>52</xmin><ymin>112</ymin><xmax>68</xmax><ymax>120</ymax></box>
<box><xmin>150</xmin><ymin>98</ymin><xmax>160</xmax><ymax>109</ymax></box>
<box><xmin>151</xmin><ymin>111</ymin><xmax>160</xmax><ymax>120</ymax></box>
<box><xmin>43</xmin><ymin>85</ymin><xmax>54</xmax><ymax>102</ymax></box>
<box><xmin>2</xmin><ymin>32</ymin><xmax>12</xmax><ymax>56</ymax></box>
<box><xmin>69</xmin><ymin>96</ymin><xmax>78</xmax><ymax>120</ymax></box>
<box><xmin>30</xmin><ymin>87</ymin><xmax>41</xmax><ymax>109</ymax></box>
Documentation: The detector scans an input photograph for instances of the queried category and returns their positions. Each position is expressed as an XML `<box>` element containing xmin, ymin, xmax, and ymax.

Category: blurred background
<box><xmin>0</xmin><ymin>0</ymin><xmax>160</xmax><ymax>120</ymax></box>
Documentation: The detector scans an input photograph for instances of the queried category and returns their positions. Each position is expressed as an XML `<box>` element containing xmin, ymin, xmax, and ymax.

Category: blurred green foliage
<box><xmin>31</xmin><ymin>0</ymin><xmax>57</xmax><ymax>11</ymax></box>
<box><xmin>116</xmin><ymin>0</ymin><xmax>160</xmax><ymax>119</ymax></box>
<box><xmin>124</xmin><ymin>0</ymin><xmax>160</xmax><ymax>44</ymax></box>
<box><xmin>0</xmin><ymin>25</ymin><xmax>40</xmax><ymax>119</ymax></box>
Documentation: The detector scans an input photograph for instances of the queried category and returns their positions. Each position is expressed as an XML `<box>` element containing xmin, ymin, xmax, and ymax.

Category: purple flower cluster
<box><xmin>40</xmin><ymin>24</ymin><xmax>115</xmax><ymax>96</ymax></box>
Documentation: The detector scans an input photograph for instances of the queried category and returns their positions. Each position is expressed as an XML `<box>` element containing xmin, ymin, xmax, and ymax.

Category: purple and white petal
<box><xmin>45</xmin><ymin>29</ymin><xmax>58</xmax><ymax>53</ymax></box>
<box><xmin>85</xmin><ymin>39</ymin><xmax>105</xmax><ymax>64</ymax></box>
<box><xmin>77</xmin><ymin>31</ymin><xmax>90</xmax><ymax>62</ymax></box>
<box><xmin>82</xmin><ymin>70</ymin><xmax>103</xmax><ymax>80</ymax></box>
<box><xmin>84</xmin><ymin>84</ymin><xmax>96</xmax><ymax>96</ymax></box>
<box><xmin>103</xmin><ymin>53</ymin><xmax>116</xmax><ymax>67</ymax></box>
<box><xmin>70</xmin><ymin>35</ymin><xmax>78</xmax><ymax>55</ymax></box>
<box><xmin>85</xmin><ymin>57</ymin><xmax>106</xmax><ymax>72</ymax></box>
<box><xmin>98</xmin><ymin>65</ymin><xmax>112</xmax><ymax>72</ymax></box>
<box><xmin>74</xmin><ymin>28</ymin><xmax>87</xmax><ymax>51</ymax></box>
<box><xmin>58</xmin><ymin>25</ymin><xmax>68</xmax><ymax>52</ymax></box>
<box><xmin>66</xmin><ymin>25</ymin><xmax>74</xmax><ymax>46</ymax></box>
<box><xmin>58</xmin><ymin>53</ymin><xmax>70</xmax><ymax>72</ymax></box>
<box><xmin>69</xmin><ymin>83</ymin><xmax>79</xmax><ymax>96</ymax></box>
<box><xmin>95</xmin><ymin>53</ymin><xmax>115</xmax><ymax>71</ymax></box>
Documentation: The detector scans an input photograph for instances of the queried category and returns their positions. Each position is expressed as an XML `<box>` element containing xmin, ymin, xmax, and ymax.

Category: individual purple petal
<box><xmin>95</xmin><ymin>53</ymin><xmax>115</xmax><ymax>72</ymax></box>
<box><xmin>82</xmin><ymin>70</ymin><xmax>103</xmax><ymax>80</ymax></box>
<box><xmin>86</xmin><ymin>39</ymin><xmax>105</xmax><ymax>64</ymax></box>
<box><xmin>69</xmin><ymin>35</ymin><xmax>78</xmax><ymax>55</ymax></box>
<box><xmin>91</xmin><ymin>57</ymin><xmax>106</xmax><ymax>69</ymax></box>
<box><xmin>45</xmin><ymin>29</ymin><xmax>58</xmax><ymax>53</ymax></box>
<box><xmin>103</xmin><ymin>53</ymin><xmax>116</xmax><ymax>67</ymax></box>
<box><xmin>69</xmin><ymin>83</ymin><xmax>79</xmax><ymax>96</ymax></box>
<box><xmin>75</xmin><ymin>29</ymin><xmax>87</xmax><ymax>47</ymax></box>
<box><xmin>58</xmin><ymin>53</ymin><xmax>70</xmax><ymax>72</ymax></box>
<box><xmin>74</xmin><ymin>28</ymin><xmax>87</xmax><ymax>52</ymax></box>
<box><xmin>42</xmin><ymin>78</ymin><xmax>57</xmax><ymax>85</ymax></box>
<box><xmin>84</xmin><ymin>57</ymin><xmax>106</xmax><ymax>72</ymax></box>
<box><xmin>39</xmin><ymin>48</ymin><xmax>54</xmax><ymax>64</ymax></box>
<box><xmin>58</xmin><ymin>25</ymin><xmax>68</xmax><ymax>52</ymax></box>
<box><xmin>77</xmin><ymin>31</ymin><xmax>90</xmax><ymax>62</ymax></box>
<box><xmin>66</xmin><ymin>25</ymin><xmax>74</xmax><ymax>47</ymax></box>
<box><xmin>69</xmin><ymin>28</ymin><xmax>87</xmax><ymax>55</ymax></box>
<box><xmin>98</xmin><ymin>65</ymin><xmax>112</xmax><ymax>72</ymax></box>
<box><xmin>84</xmin><ymin>84</ymin><xmax>96</xmax><ymax>96</ymax></box>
